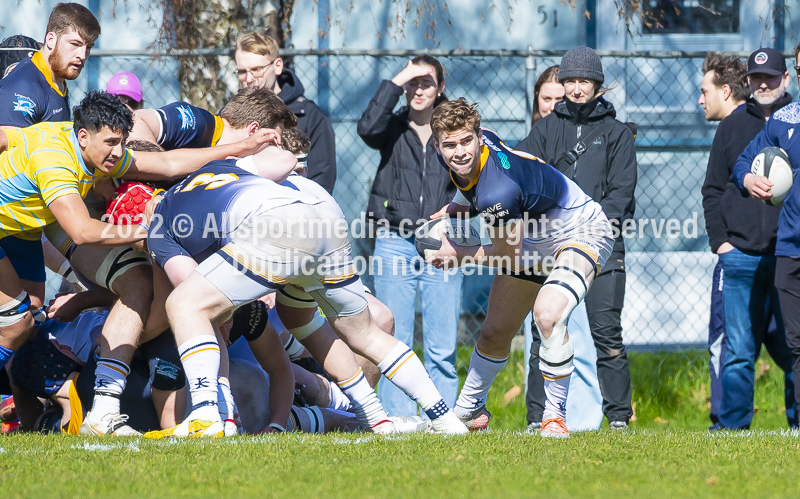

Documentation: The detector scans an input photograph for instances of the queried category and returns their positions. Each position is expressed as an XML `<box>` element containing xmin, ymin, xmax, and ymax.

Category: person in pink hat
<box><xmin>106</xmin><ymin>71</ymin><xmax>143</xmax><ymax>111</ymax></box>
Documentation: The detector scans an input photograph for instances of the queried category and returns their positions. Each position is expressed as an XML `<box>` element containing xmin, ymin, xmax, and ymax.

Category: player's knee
<box><xmin>533</xmin><ymin>304</ymin><xmax>561</xmax><ymax>340</ymax></box>
<box><xmin>367</xmin><ymin>298</ymin><xmax>394</xmax><ymax>336</ymax></box>
<box><xmin>113</xmin><ymin>265</ymin><xmax>153</xmax><ymax>301</ymax></box>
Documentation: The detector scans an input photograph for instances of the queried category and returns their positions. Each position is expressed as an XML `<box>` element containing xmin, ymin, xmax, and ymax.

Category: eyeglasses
<box><xmin>236</xmin><ymin>60</ymin><xmax>275</xmax><ymax>80</ymax></box>
<box><xmin>794</xmin><ymin>65</ymin><xmax>800</xmax><ymax>76</ymax></box>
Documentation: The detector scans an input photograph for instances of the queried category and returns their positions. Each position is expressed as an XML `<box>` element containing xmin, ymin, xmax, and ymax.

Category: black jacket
<box><xmin>277</xmin><ymin>68</ymin><xmax>337</xmax><ymax>194</ymax></box>
<box><xmin>357</xmin><ymin>80</ymin><xmax>456</xmax><ymax>231</ymax></box>
<box><xmin>701</xmin><ymin>94</ymin><xmax>792</xmax><ymax>255</ymax></box>
<box><xmin>516</xmin><ymin>97</ymin><xmax>638</xmax><ymax>258</ymax></box>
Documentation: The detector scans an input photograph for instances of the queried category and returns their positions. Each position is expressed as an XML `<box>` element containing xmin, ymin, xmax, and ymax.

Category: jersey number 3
<box><xmin>180</xmin><ymin>172</ymin><xmax>239</xmax><ymax>192</ymax></box>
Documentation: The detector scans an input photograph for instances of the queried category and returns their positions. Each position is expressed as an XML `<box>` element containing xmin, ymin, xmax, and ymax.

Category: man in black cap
<box><xmin>701</xmin><ymin>47</ymin><xmax>796</xmax><ymax>430</ymax></box>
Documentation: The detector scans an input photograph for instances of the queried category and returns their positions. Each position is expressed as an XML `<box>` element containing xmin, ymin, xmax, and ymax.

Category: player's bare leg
<box><xmin>533</xmin><ymin>250</ymin><xmax>597</xmax><ymax>438</ymax></box>
<box><xmin>145</xmin><ymin>271</ymin><xmax>232</xmax><ymax>439</ymax></box>
<box><xmin>276</xmin><ymin>302</ymin><xmax>394</xmax><ymax>433</ymax></box>
<box><xmin>453</xmin><ymin>274</ymin><xmax>538</xmax><ymax>431</ymax></box>
<box><xmin>81</xmin><ymin>264</ymin><xmax>152</xmax><ymax>436</ymax></box>
<box><xmin>327</xmin><ymin>306</ymin><xmax>467</xmax><ymax>434</ymax></box>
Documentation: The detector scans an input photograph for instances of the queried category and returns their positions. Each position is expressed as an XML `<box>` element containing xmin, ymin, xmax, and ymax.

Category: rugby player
<box><xmin>0</xmin><ymin>3</ymin><xmax>98</xmax><ymax>126</ymax></box>
<box><xmin>9</xmin><ymin>304</ymin><xmax>368</xmax><ymax>435</ymax></box>
<box><xmin>127</xmin><ymin>86</ymin><xmax>295</xmax><ymax>151</ymax></box>
<box><xmin>428</xmin><ymin>98</ymin><xmax>613</xmax><ymax>438</ymax></box>
<box><xmin>0</xmin><ymin>91</ymin><xmax>278</xmax><ymax>436</ymax></box>
<box><xmin>128</xmin><ymin>91</ymin><xmax>400</xmax><ymax>433</ymax></box>
<box><xmin>143</xmin><ymin>152</ymin><xmax>468</xmax><ymax>437</ymax></box>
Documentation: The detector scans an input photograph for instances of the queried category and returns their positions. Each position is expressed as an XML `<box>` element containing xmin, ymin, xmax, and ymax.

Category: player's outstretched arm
<box><xmin>249</xmin><ymin>325</ymin><xmax>295</xmax><ymax>433</ymax></box>
<box><xmin>123</xmin><ymin>128</ymin><xmax>281</xmax><ymax>181</ymax></box>
<box><xmin>49</xmin><ymin>193</ymin><xmax>147</xmax><ymax>246</ymax></box>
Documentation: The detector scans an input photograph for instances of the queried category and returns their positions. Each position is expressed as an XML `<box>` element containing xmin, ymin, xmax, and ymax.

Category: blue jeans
<box><xmin>719</xmin><ymin>248</ymin><xmax>796</xmax><ymax>429</ymax></box>
<box><xmin>373</xmin><ymin>230</ymin><xmax>462</xmax><ymax>416</ymax></box>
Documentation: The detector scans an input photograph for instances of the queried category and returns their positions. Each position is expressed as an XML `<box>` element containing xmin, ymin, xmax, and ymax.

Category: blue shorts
<box><xmin>0</xmin><ymin>235</ymin><xmax>46</xmax><ymax>282</ymax></box>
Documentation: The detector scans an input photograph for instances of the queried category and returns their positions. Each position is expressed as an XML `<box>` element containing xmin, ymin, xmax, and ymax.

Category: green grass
<box><xmin>3</xmin><ymin>430</ymin><xmax>800</xmax><ymax>497</ymax></box>
<box><xmin>479</xmin><ymin>347</ymin><xmax>791</xmax><ymax>431</ymax></box>
<box><xmin>1</xmin><ymin>348</ymin><xmax>796</xmax><ymax>497</ymax></box>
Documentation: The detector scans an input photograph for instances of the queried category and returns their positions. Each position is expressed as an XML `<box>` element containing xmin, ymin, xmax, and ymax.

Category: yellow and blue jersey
<box><xmin>0</xmin><ymin>51</ymin><xmax>70</xmax><ymax>126</ymax></box>
<box><xmin>155</xmin><ymin>102</ymin><xmax>223</xmax><ymax>150</ymax></box>
<box><xmin>0</xmin><ymin>122</ymin><xmax>133</xmax><ymax>240</ymax></box>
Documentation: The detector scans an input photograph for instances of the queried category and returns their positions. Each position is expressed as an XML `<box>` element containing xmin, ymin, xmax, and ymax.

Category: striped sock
<box><xmin>453</xmin><ymin>348</ymin><xmax>508</xmax><ymax>419</ymax></box>
<box><xmin>377</xmin><ymin>341</ymin><xmax>443</xmax><ymax>412</ymax></box>
<box><xmin>540</xmin><ymin>359</ymin><xmax>574</xmax><ymax>420</ymax></box>
<box><xmin>337</xmin><ymin>368</ymin><xmax>390</xmax><ymax>429</ymax></box>
<box><xmin>179</xmin><ymin>335</ymin><xmax>221</xmax><ymax>421</ymax></box>
<box><xmin>90</xmin><ymin>358</ymin><xmax>130</xmax><ymax>420</ymax></box>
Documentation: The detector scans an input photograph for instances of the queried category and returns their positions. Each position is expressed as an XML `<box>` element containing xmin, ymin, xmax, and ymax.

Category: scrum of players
<box><xmin>0</xmin><ymin>2</ymin><xmax>624</xmax><ymax>439</ymax></box>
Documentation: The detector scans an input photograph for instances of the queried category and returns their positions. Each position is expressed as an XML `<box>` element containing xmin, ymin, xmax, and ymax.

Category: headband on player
<box><xmin>10</xmin><ymin>338</ymin><xmax>82</xmax><ymax>398</ymax></box>
<box><xmin>229</xmin><ymin>300</ymin><xmax>270</xmax><ymax>344</ymax></box>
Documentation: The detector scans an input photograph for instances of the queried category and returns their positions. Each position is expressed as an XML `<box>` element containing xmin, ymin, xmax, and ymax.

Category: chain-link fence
<box><xmin>37</xmin><ymin>48</ymin><xmax>754</xmax><ymax>355</ymax></box>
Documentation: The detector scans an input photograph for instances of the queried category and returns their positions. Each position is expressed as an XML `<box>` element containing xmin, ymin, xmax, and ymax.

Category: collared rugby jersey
<box><xmin>154</xmin><ymin>101</ymin><xmax>223</xmax><ymax>150</ymax></box>
<box><xmin>0</xmin><ymin>122</ymin><xmax>133</xmax><ymax>240</ymax></box>
<box><xmin>0</xmin><ymin>52</ymin><xmax>70</xmax><ymax>126</ymax></box>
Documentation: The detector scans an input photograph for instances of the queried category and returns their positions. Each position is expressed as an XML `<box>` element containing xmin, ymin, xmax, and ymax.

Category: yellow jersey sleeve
<box><xmin>107</xmin><ymin>147</ymin><xmax>134</xmax><ymax>178</ymax></box>
<box><xmin>30</xmin><ymin>152</ymin><xmax>81</xmax><ymax>206</ymax></box>
<box><xmin>2</xmin><ymin>128</ymin><xmax>23</xmax><ymax>149</ymax></box>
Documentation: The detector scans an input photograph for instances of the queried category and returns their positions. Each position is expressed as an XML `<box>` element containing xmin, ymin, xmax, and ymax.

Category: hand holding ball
<box><xmin>750</xmin><ymin>147</ymin><xmax>793</xmax><ymax>205</ymax></box>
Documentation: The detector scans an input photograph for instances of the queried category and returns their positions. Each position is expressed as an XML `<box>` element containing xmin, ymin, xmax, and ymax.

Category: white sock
<box><xmin>453</xmin><ymin>348</ymin><xmax>508</xmax><ymax>419</ymax></box>
<box><xmin>328</xmin><ymin>380</ymin><xmax>352</xmax><ymax>412</ymax></box>
<box><xmin>337</xmin><ymin>369</ymin><xmax>389</xmax><ymax>428</ymax></box>
<box><xmin>376</xmin><ymin>342</ymin><xmax>443</xmax><ymax>412</ymax></box>
<box><xmin>283</xmin><ymin>335</ymin><xmax>306</xmax><ymax>361</ymax></box>
<box><xmin>540</xmin><ymin>359</ymin><xmax>574</xmax><ymax>420</ymax></box>
<box><xmin>90</xmin><ymin>358</ymin><xmax>130</xmax><ymax>420</ymax></box>
<box><xmin>217</xmin><ymin>376</ymin><xmax>235</xmax><ymax>422</ymax></box>
<box><xmin>179</xmin><ymin>335</ymin><xmax>221</xmax><ymax>421</ymax></box>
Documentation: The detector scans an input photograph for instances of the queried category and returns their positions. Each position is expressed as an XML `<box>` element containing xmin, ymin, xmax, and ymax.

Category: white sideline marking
<box><xmin>72</xmin><ymin>441</ymin><xmax>140</xmax><ymax>452</ymax></box>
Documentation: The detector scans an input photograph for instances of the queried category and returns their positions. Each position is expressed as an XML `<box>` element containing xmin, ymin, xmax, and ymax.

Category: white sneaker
<box><xmin>79</xmin><ymin>412</ymin><xmax>141</xmax><ymax>436</ymax></box>
<box><xmin>429</xmin><ymin>411</ymin><xmax>469</xmax><ymax>435</ymax></box>
<box><xmin>389</xmin><ymin>416</ymin><xmax>430</xmax><ymax>434</ymax></box>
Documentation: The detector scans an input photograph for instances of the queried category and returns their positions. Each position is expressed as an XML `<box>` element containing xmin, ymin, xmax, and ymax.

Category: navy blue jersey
<box><xmin>0</xmin><ymin>52</ymin><xmax>69</xmax><ymax>126</ymax></box>
<box><xmin>155</xmin><ymin>101</ymin><xmax>223</xmax><ymax>150</ymax></box>
<box><xmin>446</xmin><ymin>129</ymin><xmax>573</xmax><ymax>226</ymax></box>
<box><xmin>148</xmin><ymin>159</ymin><xmax>317</xmax><ymax>268</ymax></box>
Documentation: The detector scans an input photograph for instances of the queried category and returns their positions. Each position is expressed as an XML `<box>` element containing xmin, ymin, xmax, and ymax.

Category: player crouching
<box><xmin>428</xmin><ymin>99</ymin><xmax>613</xmax><ymax>438</ymax></box>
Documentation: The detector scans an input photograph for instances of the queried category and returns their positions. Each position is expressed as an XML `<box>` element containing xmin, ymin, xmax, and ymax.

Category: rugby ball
<box><xmin>751</xmin><ymin>147</ymin><xmax>793</xmax><ymax>206</ymax></box>
<box><xmin>414</xmin><ymin>218</ymin><xmax>482</xmax><ymax>259</ymax></box>
<box><xmin>105</xmin><ymin>181</ymin><xmax>155</xmax><ymax>225</ymax></box>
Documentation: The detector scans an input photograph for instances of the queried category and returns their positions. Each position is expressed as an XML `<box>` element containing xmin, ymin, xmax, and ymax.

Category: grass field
<box><xmin>2</xmin><ymin>349</ymin><xmax>797</xmax><ymax>498</ymax></box>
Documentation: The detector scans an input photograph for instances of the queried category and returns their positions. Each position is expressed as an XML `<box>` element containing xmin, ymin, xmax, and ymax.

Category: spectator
<box><xmin>709</xmin><ymin>48</ymin><xmax>795</xmax><ymax>429</ymax></box>
<box><xmin>357</xmin><ymin>56</ymin><xmax>461</xmax><ymax>417</ymax></box>
<box><xmin>517</xmin><ymin>46</ymin><xmax>637</xmax><ymax>429</ymax></box>
<box><xmin>106</xmin><ymin>71</ymin><xmax>144</xmax><ymax>111</ymax></box>
<box><xmin>234</xmin><ymin>32</ymin><xmax>337</xmax><ymax>194</ymax></box>
<box><xmin>531</xmin><ymin>65</ymin><xmax>564</xmax><ymax>124</ymax></box>
<box><xmin>521</xmin><ymin>64</ymin><xmax>603</xmax><ymax>432</ymax></box>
